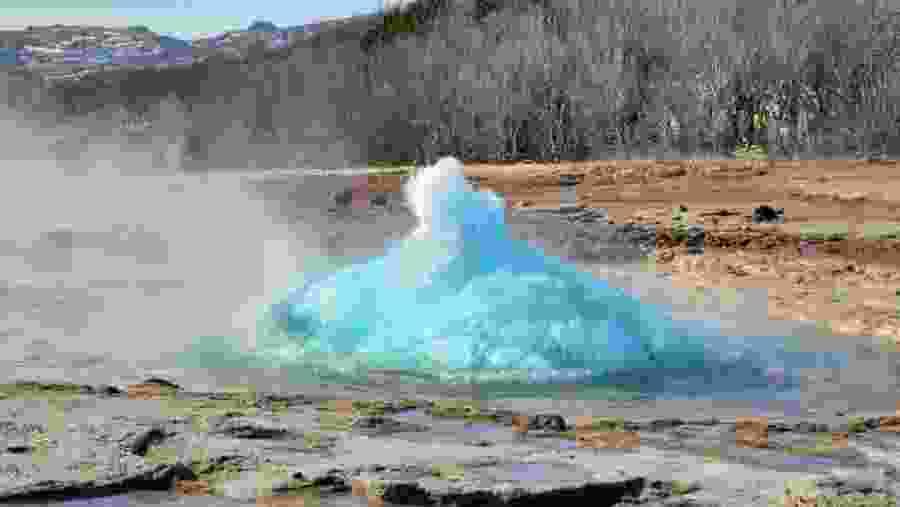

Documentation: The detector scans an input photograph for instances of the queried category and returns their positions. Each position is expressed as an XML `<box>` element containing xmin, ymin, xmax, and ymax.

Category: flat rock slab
<box><xmin>1</xmin><ymin>380</ymin><xmax>899</xmax><ymax>506</ymax></box>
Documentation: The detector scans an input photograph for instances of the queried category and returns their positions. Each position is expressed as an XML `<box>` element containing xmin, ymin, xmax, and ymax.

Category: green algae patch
<box><xmin>428</xmin><ymin>399</ymin><xmax>483</xmax><ymax>418</ymax></box>
<box><xmin>672</xmin><ymin>205</ymin><xmax>690</xmax><ymax>242</ymax></box>
<box><xmin>702</xmin><ymin>447</ymin><xmax>723</xmax><ymax>463</ymax></box>
<box><xmin>160</xmin><ymin>396</ymin><xmax>258</xmax><ymax>420</ymax></box>
<box><xmin>30</xmin><ymin>431</ymin><xmax>51</xmax><ymax>464</ymax></box>
<box><xmin>78</xmin><ymin>462</ymin><xmax>98</xmax><ymax>482</ymax></box>
<box><xmin>316</xmin><ymin>412</ymin><xmax>354</xmax><ymax>432</ymax></box>
<box><xmin>366</xmin><ymin>479</ymin><xmax>387</xmax><ymax>498</ymax></box>
<box><xmin>303</xmin><ymin>431</ymin><xmax>326</xmax><ymax>449</ymax></box>
<box><xmin>351</xmin><ymin>399</ymin><xmax>390</xmax><ymax>416</ymax></box>
<box><xmin>799</xmin><ymin>223</ymin><xmax>849</xmax><ymax>241</ymax></box>
<box><xmin>429</xmin><ymin>463</ymin><xmax>466</xmax><ymax>482</ymax></box>
<box><xmin>831</xmin><ymin>286</ymin><xmax>850</xmax><ymax>304</ymax></box>
<box><xmin>398</xmin><ymin>398</ymin><xmax>419</xmax><ymax>409</ymax></box>
<box><xmin>670</xmin><ymin>480</ymin><xmax>701</xmax><ymax>496</ymax></box>
<box><xmin>734</xmin><ymin>143</ymin><xmax>768</xmax><ymax>161</ymax></box>
<box><xmin>269</xmin><ymin>399</ymin><xmax>291</xmax><ymax>415</ymax></box>
<box><xmin>847</xmin><ymin>416</ymin><xmax>867</xmax><ymax>433</ymax></box>
<box><xmin>144</xmin><ymin>445</ymin><xmax>180</xmax><ymax>466</ymax></box>
<box><xmin>367</xmin><ymin>161</ymin><xmax>416</xmax><ymax>173</ymax></box>
<box><xmin>784</xmin><ymin>445</ymin><xmax>838</xmax><ymax>457</ymax></box>
<box><xmin>861</xmin><ymin>222</ymin><xmax>900</xmax><ymax>240</ymax></box>
<box><xmin>783</xmin><ymin>432</ymin><xmax>845</xmax><ymax>457</ymax></box>
<box><xmin>464</xmin><ymin>413</ymin><xmax>500</xmax><ymax>424</ymax></box>
<box><xmin>0</xmin><ymin>381</ymin><xmax>86</xmax><ymax>400</ymax></box>
<box><xmin>583</xmin><ymin>416</ymin><xmax>627</xmax><ymax>431</ymax></box>
<box><xmin>473</xmin><ymin>382</ymin><xmax>647</xmax><ymax>402</ymax></box>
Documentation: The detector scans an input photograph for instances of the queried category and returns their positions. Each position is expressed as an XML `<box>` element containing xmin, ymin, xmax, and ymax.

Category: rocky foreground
<box><xmin>1</xmin><ymin>378</ymin><xmax>899</xmax><ymax>507</ymax></box>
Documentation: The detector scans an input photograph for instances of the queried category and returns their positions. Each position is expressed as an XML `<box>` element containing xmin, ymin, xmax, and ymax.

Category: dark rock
<box><xmin>129</xmin><ymin>427</ymin><xmax>167</xmax><ymax>456</ymax></box>
<box><xmin>614</xmin><ymin>223</ymin><xmax>657</xmax><ymax>255</ymax></box>
<box><xmin>140</xmin><ymin>377</ymin><xmax>180</xmax><ymax>390</ymax></box>
<box><xmin>95</xmin><ymin>384</ymin><xmax>123</xmax><ymax>396</ymax></box>
<box><xmin>489</xmin><ymin>410</ymin><xmax>524</xmax><ymax>426</ymax></box>
<box><xmin>623</xmin><ymin>421</ymin><xmax>643</xmax><ymax>432</ymax></box>
<box><xmin>0</xmin><ymin>462</ymin><xmax>197</xmax><ymax>501</ymax></box>
<box><xmin>371</xmin><ymin>193</ymin><xmax>389</xmax><ymax>206</ymax></box>
<box><xmin>465</xmin><ymin>175</ymin><xmax>486</xmax><ymax>190</ymax></box>
<box><xmin>382</xmin><ymin>482</ymin><xmax>436</xmax><ymax>505</ymax></box>
<box><xmin>817</xmin><ymin>468</ymin><xmax>897</xmax><ymax>497</ymax></box>
<box><xmin>529</xmin><ymin>414</ymin><xmax>568</xmax><ymax>432</ymax></box>
<box><xmin>558</xmin><ymin>174</ymin><xmax>582</xmax><ymax>186</ymax></box>
<box><xmin>566</xmin><ymin>208</ymin><xmax>609</xmax><ymax>225</ymax></box>
<box><xmin>685</xmin><ymin>417</ymin><xmax>719</xmax><ymax>426</ymax></box>
<box><xmin>257</xmin><ymin>393</ymin><xmax>312</xmax><ymax>410</ymax></box>
<box><xmin>865</xmin><ymin>418</ymin><xmax>882</xmax><ymax>430</ymax></box>
<box><xmin>5</xmin><ymin>445</ymin><xmax>31</xmax><ymax>454</ymax></box>
<box><xmin>213</xmin><ymin>418</ymin><xmax>292</xmax><ymax>439</ymax></box>
<box><xmin>76</xmin><ymin>384</ymin><xmax>96</xmax><ymax>394</ymax></box>
<box><xmin>792</xmin><ymin>422</ymin><xmax>830</xmax><ymax>433</ymax></box>
<box><xmin>124</xmin><ymin>462</ymin><xmax>197</xmax><ymax>490</ymax></box>
<box><xmin>752</xmin><ymin>205</ymin><xmax>785</xmax><ymax>224</ymax></box>
<box><xmin>332</xmin><ymin>187</ymin><xmax>355</xmax><ymax>207</ymax></box>
<box><xmin>767</xmin><ymin>422</ymin><xmax>793</xmax><ymax>433</ymax></box>
<box><xmin>351</xmin><ymin>415</ymin><xmax>429</xmax><ymax>435</ymax></box>
<box><xmin>686</xmin><ymin>224</ymin><xmax>705</xmax><ymax>255</ymax></box>
<box><xmin>647</xmin><ymin>419</ymin><xmax>685</xmax><ymax>432</ymax></box>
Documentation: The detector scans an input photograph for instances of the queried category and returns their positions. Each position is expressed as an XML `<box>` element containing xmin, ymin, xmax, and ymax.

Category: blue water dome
<box><xmin>247</xmin><ymin>20</ymin><xmax>280</xmax><ymax>32</ymax></box>
<box><xmin>158</xmin><ymin>33</ymin><xmax>192</xmax><ymax>49</ymax></box>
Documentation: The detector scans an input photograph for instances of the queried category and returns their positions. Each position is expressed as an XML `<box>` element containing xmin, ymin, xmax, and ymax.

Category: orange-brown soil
<box><xmin>367</xmin><ymin>159</ymin><xmax>900</xmax><ymax>342</ymax></box>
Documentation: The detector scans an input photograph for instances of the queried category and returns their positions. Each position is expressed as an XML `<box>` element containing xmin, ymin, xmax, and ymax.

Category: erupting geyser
<box><xmin>179</xmin><ymin>157</ymin><xmax>846</xmax><ymax>400</ymax></box>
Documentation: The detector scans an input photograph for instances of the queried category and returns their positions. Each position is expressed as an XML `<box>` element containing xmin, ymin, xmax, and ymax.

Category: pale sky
<box><xmin>0</xmin><ymin>0</ymin><xmax>417</xmax><ymax>38</ymax></box>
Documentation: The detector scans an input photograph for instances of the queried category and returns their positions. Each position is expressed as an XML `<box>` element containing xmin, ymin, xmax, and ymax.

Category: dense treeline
<box><xmin>7</xmin><ymin>0</ymin><xmax>900</xmax><ymax>169</ymax></box>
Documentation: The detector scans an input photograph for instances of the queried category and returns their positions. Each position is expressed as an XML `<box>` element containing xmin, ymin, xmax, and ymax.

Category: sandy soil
<box><xmin>369</xmin><ymin>159</ymin><xmax>900</xmax><ymax>343</ymax></box>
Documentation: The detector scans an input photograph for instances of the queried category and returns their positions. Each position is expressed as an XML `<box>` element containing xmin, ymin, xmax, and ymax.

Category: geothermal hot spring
<box><xmin>174</xmin><ymin>157</ymin><xmax>847</xmax><ymax>401</ymax></box>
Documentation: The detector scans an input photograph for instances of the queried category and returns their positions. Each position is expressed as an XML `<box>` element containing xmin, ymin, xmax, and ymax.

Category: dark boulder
<box><xmin>752</xmin><ymin>205</ymin><xmax>785</xmax><ymax>224</ymax></box>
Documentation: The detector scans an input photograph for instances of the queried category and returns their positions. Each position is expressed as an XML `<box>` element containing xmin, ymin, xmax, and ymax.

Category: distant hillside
<box><xmin>0</xmin><ymin>19</ymin><xmax>344</xmax><ymax>84</ymax></box>
<box><xmin>5</xmin><ymin>0</ymin><xmax>900</xmax><ymax>172</ymax></box>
